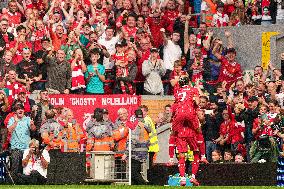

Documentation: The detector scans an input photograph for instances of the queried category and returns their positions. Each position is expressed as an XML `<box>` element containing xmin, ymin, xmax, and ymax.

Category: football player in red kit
<box><xmin>171</xmin><ymin>74</ymin><xmax>203</xmax><ymax>186</ymax></box>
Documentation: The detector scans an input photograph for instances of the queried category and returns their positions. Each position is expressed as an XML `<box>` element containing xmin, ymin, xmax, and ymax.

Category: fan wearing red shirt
<box><xmin>31</xmin><ymin>20</ymin><xmax>49</xmax><ymax>52</ymax></box>
<box><xmin>213</xmin><ymin>44</ymin><xmax>242</xmax><ymax>89</ymax></box>
<box><xmin>9</xmin><ymin>25</ymin><xmax>33</xmax><ymax>65</ymax></box>
<box><xmin>214</xmin><ymin>109</ymin><xmax>233</xmax><ymax>150</ymax></box>
<box><xmin>4</xmin><ymin>70</ymin><xmax>24</xmax><ymax>109</ymax></box>
<box><xmin>121</xmin><ymin>14</ymin><xmax>138</xmax><ymax>39</ymax></box>
<box><xmin>252</xmin><ymin>105</ymin><xmax>272</xmax><ymax>140</ymax></box>
<box><xmin>161</xmin><ymin>0</ymin><xmax>184</xmax><ymax>33</ymax></box>
<box><xmin>146</xmin><ymin>8</ymin><xmax>170</xmax><ymax>48</ymax></box>
<box><xmin>171</xmin><ymin>74</ymin><xmax>201</xmax><ymax>186</ymax></box>
<box><xmin>134</xmin><ymin>38</ymin><xmax>151</xmax><ymax>95</ymax></box>
<box><xmin>49</xmin><ymin>24</ymin><xmax>68</xmax><ymax>51</ymax></box>
<box><xmin>1</xmin><ymin>1</ymin><xmax>21</xmax><ymax>28</ymax></box>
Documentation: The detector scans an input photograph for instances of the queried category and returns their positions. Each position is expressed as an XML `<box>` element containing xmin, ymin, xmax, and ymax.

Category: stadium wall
<box><xmin>200</xmin><ymin>25</ymin><xmax>284</xmax><ymax>70</ymax></box>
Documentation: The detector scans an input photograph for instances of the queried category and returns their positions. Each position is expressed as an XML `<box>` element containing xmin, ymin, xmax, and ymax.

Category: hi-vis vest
<box><xmin>113</xmin><ymin>123</ymin><xmax>129</xmax><ymax>157</ymax></box>
<box><xmin>60</xmin><ymin>123</ymin><xmax>85</xmax><ymax>152</ymax></box>
<box><xmin>145</xmin><ymin>115</ymin><xmax>159</xmax><ymax>152</ymax></box>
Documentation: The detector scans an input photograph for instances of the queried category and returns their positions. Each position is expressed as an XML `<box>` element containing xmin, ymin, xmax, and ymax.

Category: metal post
<box><xmin>128</xmin><ymin>128</ymin><xmax>132</xmax><ymax>185</ymax></box>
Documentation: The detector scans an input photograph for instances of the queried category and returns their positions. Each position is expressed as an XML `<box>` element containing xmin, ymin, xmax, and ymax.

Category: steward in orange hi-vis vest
<box><xmin>86</xmin><ymin>110</ymin><xmax>114</xmax><ymax>152</ymax></box>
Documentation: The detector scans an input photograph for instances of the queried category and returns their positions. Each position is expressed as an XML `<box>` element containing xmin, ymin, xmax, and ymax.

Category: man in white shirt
<box><xmin>21</xmin><ymin>139</ymin><xmax>50</xmax><ymax>184</ymax></box>
<box><xmin>98</xmin><ymin>26</ymin><xmax>122</xmax><ymax>69</ymax></box>
<box><xmin>161</xmin><ymin>28</ymin><xmax>182</xmax><ymax>94</ymax></box>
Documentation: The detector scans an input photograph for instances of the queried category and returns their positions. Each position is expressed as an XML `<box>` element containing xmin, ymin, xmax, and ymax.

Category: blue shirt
<box><xmin>7</xmin><ymin>116</ymin><xmax>31</xmax><ymax>151</ymax></box>
<box><xmin>85</xmin><ymin>64</ymin><xmax>105</xmax><ymax>94</ymax></box>
<box><xmin>79</xmin><ymin>34</ymin><xmax>89</xmax><ymax>47</ymax></box>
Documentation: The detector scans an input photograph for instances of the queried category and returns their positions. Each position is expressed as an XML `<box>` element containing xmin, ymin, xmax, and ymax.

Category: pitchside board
<box><xmin>148</xmin><ymin>163</ymin><xmax>277</xmax><ymax>186</ymax></box>
<box><xmin>47</xmin><ymin>150</ymin><xmax>86</xmax><ymax>184</ymax></box>
<box><xmin>46</xmin><ymin>150</ymin><xmax>276</xmax><ymax>185</ymax></box>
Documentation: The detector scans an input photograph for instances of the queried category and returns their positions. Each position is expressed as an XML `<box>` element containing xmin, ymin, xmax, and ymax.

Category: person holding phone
<box><xmin>85</xmin><ymin>48</ymin><xmax>105</xmax><ymax>94</ymax></box>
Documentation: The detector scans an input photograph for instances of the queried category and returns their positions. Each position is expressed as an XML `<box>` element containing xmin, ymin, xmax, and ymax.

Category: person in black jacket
<box><xmin>200</xmin><ymin>99</ymin><xmax>223</xmax><ymax>162</ymax></box>
<box><xmin>0</xmin><ymin>18</ymin><xmax>14</xmax><ymax>57</ymax></box>
<box><xmin>112</xmin><ymin>49</ymin><xmax>137</xmax><ymax>94</ymax></box>
<box><xmin>31</xmin><ymin>89</ymin><xmax>54</xmax><ymax>141</ymax></box>
<box><xmin>234</xmin><ymin>96</ymin><xmax>259</xmax><ymax>162</ymax></box>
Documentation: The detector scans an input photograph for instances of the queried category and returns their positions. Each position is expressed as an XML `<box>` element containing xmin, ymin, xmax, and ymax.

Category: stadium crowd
<box><xmin>0</xmin><ymin>0</ymin><xmax>282</xmax><ymax>185</ymax></box>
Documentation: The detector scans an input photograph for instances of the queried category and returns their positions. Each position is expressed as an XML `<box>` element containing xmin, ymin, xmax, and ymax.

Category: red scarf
<box><xmin>216</xmin><ymin>13</ymin><xmax>228</xmax><ymax>27</ymax></box>
<box><xmin>196</xmin><ymin>32</ymin><xmax>208</xmax><ymax>58</ymax></box>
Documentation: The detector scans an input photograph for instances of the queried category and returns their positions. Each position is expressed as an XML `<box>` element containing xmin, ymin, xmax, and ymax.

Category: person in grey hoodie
<box><xmin>142</xmin><ymin>48</ymin><xmax>166</xmax><ymax>95</ymax></box>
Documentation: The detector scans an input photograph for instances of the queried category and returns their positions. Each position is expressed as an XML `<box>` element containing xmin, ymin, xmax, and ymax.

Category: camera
<box><xmin>93</xmin><ymin>108</ymin><xmax>104</xmax><ymax>122</ymax></box>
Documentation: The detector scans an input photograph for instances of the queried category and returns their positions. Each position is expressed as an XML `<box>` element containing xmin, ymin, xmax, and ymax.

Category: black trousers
<box><xmin>10</xmin><ymin>149</ymin><xmax>23</xmax><ymax>175</ymax></box>
<box><xmin>148</xmin><ymin>152</ymin><xmax>155</xmax><ymax>168</ymax></box>
<box><xmin>15</xmin><ymin>171</ymin><xmax>47</xmax><ymax>185</ymax></box>
<box><xmin>131</xmin><ymin>159</ymin><xmax>147</xmax><ymax>185</ymax></box>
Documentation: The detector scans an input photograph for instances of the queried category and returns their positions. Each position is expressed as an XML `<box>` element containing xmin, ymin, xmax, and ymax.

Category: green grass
<box><xmin>0</xmin><ymin>186</ymin><xmax>280</xmax><ymax>189</ymax></box>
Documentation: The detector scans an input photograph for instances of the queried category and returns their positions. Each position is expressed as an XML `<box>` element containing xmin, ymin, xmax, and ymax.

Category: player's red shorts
<box><xmin>175</xmin><ymin>127</ymin><xmax>199</xmax><ymax>153</ymax></box>
<box><xmin>172</xmin><ymin>111</ymin><xmax>199</xmax><ymax>132</ymax></box>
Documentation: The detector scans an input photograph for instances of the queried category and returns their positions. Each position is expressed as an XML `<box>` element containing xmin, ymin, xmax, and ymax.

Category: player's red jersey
<box><xmin>172</xmin><ymin>85</ymin><xmax>199</xmax><ymax>135</ymax></box>
<box><xmin>173</xmin><ymin>85</ymin><xmax>199</xmax><ymax>112</ymax></box>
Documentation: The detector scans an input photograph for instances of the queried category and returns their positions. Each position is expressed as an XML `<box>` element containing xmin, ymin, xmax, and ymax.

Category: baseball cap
<box><xmin>247</xmin><ymin>96</ymin><xmax>258</xmax><ymax>102</ymax></box>
<box><xmin>135</xmin><ymin>109</ymin><xmax>144</xmax><ymax>119</ymax></box>
<box><xmin>150</xmin><ymin>48</ymin><xmax>159</xmax><ymax>53</ymax></box>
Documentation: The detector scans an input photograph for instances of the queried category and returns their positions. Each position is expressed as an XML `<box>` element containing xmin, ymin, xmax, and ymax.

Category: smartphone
<box><xmin>130</xmin><ymin>37</ymin><xmax>134</xmax><ymax>43</ymax></box>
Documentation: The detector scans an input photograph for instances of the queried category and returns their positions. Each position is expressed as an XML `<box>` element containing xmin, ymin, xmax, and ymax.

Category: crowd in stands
<box><xmin>0</xmin><ymin>0</ymin><xmax>283</xmax><ymax>185</ymax></box>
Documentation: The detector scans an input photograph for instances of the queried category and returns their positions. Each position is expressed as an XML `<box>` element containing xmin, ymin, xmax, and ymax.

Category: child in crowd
<box><xmin>235</xmin><ymin>153</ymin><xmax>244</xmax><ymax>163</ymax></box>
<box><xmin>212</xmin><ymin>149</ymin><xmax>223</xmax><ymax>163</ymax></box>
<box><xmin>224</xmin><ymin>150</ymin><xmax>234</xmax><ymax>162</ymax></box>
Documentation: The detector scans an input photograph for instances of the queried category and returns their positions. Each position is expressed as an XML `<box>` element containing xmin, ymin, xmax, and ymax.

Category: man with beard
<box><xmin>161</xmin><ymin>0</ymin><xmax>184</xmax><ymax>32</ymax></box>
<box><xmin>171</xmin><ymin>74</ymin><xmax>201</xmax><ymax>186</ymax></box>
<box><xmin>45</xmin><ymin>50</ymin><xmax>72</xmax><ymax>94</ymax></box>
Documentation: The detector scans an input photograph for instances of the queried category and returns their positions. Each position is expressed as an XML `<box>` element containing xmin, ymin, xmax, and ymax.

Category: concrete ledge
<box><xmin>141</xmin><ymin>95</ymin><xmax>174</xmax><ymax>100</ymax></box>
